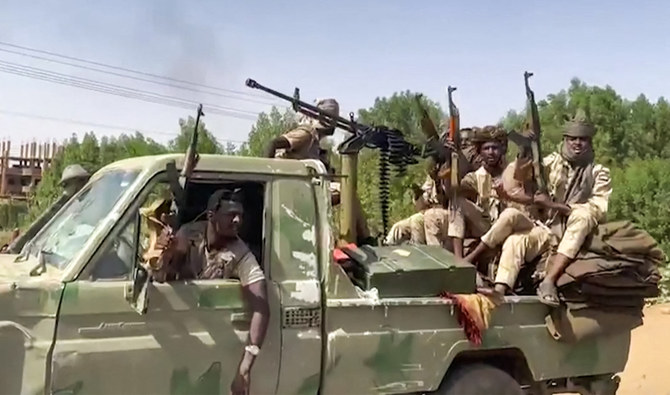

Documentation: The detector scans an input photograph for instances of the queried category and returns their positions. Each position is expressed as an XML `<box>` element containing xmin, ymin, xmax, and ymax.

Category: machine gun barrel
<box><xmin>245</xmin><ymin>78</ymin><xmax>354</xmax><ymax>133</ymax></box>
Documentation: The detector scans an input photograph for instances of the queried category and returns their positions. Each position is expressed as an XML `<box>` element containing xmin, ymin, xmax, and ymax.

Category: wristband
<box><xmin>245</xmin><ymin>345</ymin><xmax>260</xmax><ymax>356</ymax></box>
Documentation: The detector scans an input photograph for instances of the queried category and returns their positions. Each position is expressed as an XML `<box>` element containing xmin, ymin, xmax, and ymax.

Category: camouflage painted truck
<box><xmin>1</xmin><ymin>151</ymin><xmax>631</xmax><ymax>395</ymax></box>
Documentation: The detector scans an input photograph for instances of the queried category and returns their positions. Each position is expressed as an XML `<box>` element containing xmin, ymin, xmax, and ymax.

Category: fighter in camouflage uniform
<box><xmin>447</xmin><ymin>126</ymin><xmax>512</xmax><ymax>262</ymax></box>
<box><xmin>383</xmin><ymin>181</ymin><xmax>433</xmax><ymax>245</ymax></box>
<box><xmin>464</xmin><ymin>111</ymin><xmax>611</xmax><ymax>305</ymax></box>
<box><xmin>421</xmin><ymin>127</ymin><xmax>482</xmax><ymax>252</ymax></box>
<box><xmin>265</xmin><ymin>98</ymin><xmax>373</xmax><ymax>245</ymax></box>
<box><xmin>151</xmin><ymin>188</ymin><xmax>269</xmax><ymax>395</ymax></box>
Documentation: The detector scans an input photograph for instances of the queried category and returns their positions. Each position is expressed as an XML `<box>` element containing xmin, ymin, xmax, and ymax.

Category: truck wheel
<box><xmin>437</xmin><ymin>363</ymin><xmax>523</xmax><ymax>395</ymax></box>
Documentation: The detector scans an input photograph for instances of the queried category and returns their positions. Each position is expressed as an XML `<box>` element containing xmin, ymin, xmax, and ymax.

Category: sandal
<box><xmin>536</xmin><ymin>281</ymin><xmax>561</xmax><ymax>307</ymax></box>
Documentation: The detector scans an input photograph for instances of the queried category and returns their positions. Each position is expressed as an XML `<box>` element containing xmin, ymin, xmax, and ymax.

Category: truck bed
<box><xmin>319</xmin><ymin>264</ymin><xmax>631</xmax><ymax>394</ymax></box>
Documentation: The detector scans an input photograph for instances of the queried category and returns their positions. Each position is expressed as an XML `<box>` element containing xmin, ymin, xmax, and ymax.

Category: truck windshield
<box><xmin>25</xmin><ymin>168</ymin><xmax>140</xmax><ymax>270</ymax></box>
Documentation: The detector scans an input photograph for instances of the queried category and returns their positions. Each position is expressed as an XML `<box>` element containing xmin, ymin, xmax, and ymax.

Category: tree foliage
<box><xmin>169</xmin><ymin>116</ymin><xmax>223</xmax><ymax>154</ymax></box>
<box><xmin>239</xmin><ymin>106</ymin><xmax>297</xmax><ymax>157</ymax></box>
<box><xmin>353</xmin><ymin>91</ymin><xmax>445</xmax><ymax>235</ymax></box>
<box><xmin>500</xmin><ymin>78</ymin><xmax>670</xmax><ymax>167</ymax></box>
<box><xmin>609</xmin><ymin>159</ymin><xmax>670</xmax><ymax>298</ymax></box>
<box><xmin>24</xmin><ymin>116</ymin><xmax>226</xmax><ymax>225</ymax></box>
<box><xmin>25</xmin><ymin>131</ymin><xmax>168</xmax><ymax>223</ymax></box>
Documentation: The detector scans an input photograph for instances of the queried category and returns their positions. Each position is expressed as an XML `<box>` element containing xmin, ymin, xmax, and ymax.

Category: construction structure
<box><xmin>0</xmin><ymin>141</ymin><xmax>63</xmax><ymax>200</ymax></box>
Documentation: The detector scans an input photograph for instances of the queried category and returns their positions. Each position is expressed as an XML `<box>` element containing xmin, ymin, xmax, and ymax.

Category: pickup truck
<box><xmin>1</xmin><ymin>153</ymin><xmax>629</xmax><ymax>395</ymax></box>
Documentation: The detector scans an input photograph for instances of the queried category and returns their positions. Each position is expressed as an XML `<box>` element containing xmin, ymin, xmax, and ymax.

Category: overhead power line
<box><xmin>0</xmin><ymin>46</ymin><xmax>286</xmax><ymax>108</ymax></box>
<box><xmin>0</xmin><ymin>60</ymin><xmax>262</xmax><ymax>120</ymax></box>
<box><xmin>0</xmin><ymin>40</ymin><xmax>273</xmax><ymax>101</ymax></box>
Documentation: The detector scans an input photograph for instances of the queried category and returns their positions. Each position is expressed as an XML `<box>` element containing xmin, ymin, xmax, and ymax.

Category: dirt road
<box><xmin>618</xmin><ymin>303</ymin><xmax>670</xmax><ymax>394</ymax></box>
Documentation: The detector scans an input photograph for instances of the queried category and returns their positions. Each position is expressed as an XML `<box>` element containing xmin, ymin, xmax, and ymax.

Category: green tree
<box><xmin>354</xmin><ymin>91</ymin><xmax>445</xmax><ymax>235</ymax></box>
<box><xmin>609</xmin><ymin>159</ymin><xmax>670</xmax><ymax>298</ymax></box>
<box><xmin>100</xmin><ymin>132</ymin><xmax>167</xmax><ymax>162</ymax></box>
<box><xmin>169</xmin><ymin>116</ymin><xmax>223</xmax><ymax>154</ymax></box>
<box><xmin>26</xmin><ymin>131</ymin><xmax>168</xmax><ymax>224</ymax></box>
<box><xmin>223</xmin><ymin>141</ymin><xmax>240</xmax><ymax>155</ymax></box>
<box><xmin>499</xmin><ymin>78</ymin><xmax>670</xmax><ymax>167</ymax></box>
<box><xmin>239</xmin><ymin>106</ymin><xmax>297</xmax><ymax>157</ymax></box>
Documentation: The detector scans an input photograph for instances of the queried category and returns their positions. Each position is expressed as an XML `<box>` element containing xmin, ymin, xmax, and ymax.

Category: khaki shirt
<box><xmin>276</xmin><ymin>125</ymin><xmax>322</xmax><ymax>160</ymax></box>
<box><xmin>543</xmin><ymin>152</ymin><xmax>611</xmax><ymax>223</ymax></box>
<box><xmin>461</xmin><ymin>165</ymin><xmax>505</xmax><ymax>222</ymax></box>
<box><xmin>497</xmin><ymin>161</ymin><xmax>540</xmax><ymax>219</ymax></box>
<box><xmin>178</xmin><ymin>221</ymin><xmax>265</xmax><ymax>286</ymax></box>
<box><xmin>510</xmin><ymin>152</ymin><xmax>612</xmax><ymax>225</ymax></box>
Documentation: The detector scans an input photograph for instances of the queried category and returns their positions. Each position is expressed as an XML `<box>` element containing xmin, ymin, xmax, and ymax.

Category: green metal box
<box><xmin>346</xmin><ymin>244</ymin><xmax>477</xmax><ymax>297</ymax></box>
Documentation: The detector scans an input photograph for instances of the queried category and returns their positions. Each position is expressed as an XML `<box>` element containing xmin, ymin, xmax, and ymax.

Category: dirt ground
<box><xmin>617</xmin><ymin>303</ymin><xmax>670</xmax><ymax>394</ymax></box>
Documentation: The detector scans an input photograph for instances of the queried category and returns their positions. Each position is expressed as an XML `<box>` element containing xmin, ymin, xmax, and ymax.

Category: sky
<box><xmin>0</xmin><ymin>0</ymin><xmax>669</xmax><ymax>156</ymax></box>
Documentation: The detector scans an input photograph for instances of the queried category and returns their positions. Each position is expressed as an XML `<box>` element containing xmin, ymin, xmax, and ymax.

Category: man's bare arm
<box><xmin>239</xmin><ymin>280</ymin><xmax>270</xmax><ymax>371</ymax></box>
<box><xmin>265</xmin><ymin>136</ymin><xmax>290</xmax><ymax>158</ymax></box>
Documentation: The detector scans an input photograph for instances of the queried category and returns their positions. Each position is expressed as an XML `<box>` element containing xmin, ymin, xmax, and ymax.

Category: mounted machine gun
<box><xmin>245</xmin><ymin>78</ymin><xmax>420</xmax><ymax>243</ymax></box>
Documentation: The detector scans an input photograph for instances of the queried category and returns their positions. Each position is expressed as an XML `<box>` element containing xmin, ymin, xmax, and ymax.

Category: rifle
<box><xmin>245</xmin><ymin>78</ymin><xmax>419</xmax><ymax>238</ymax></box>
<box><xmin>170</xmin><ymin>103</ymin><xmax>204</xmax><ymax>227</ymax></box>
<box><xmin>146</xmin><ymin>104</ymin><xmax>204</xmax><ymax>282</ymax></box>
<box><xmin>413</xmin><ymin>94</ymin><xmax>450</xmax><ymax>207</ymax></box>
<box><xmin>414</xmin><ymin>94</ymin><xmax>451</xmax><ymax>166</ymax></box>
<box><xmin>446</xmin><ymin>86</ymin><xmax>461</xmax><ymax>215</ymax></box>
<box><xmin>507</xmin><ymin>71</ymin><xmax>547</xmax><ymax>195</ymax></box>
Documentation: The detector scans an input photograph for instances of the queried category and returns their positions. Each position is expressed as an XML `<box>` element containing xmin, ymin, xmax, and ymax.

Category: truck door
<box><xmin>271</xmin><ymin>177</ymin><xmax>325</xmax><ymax>394</ymax></box>
<box><xmin>50</xmin><ymin>176</ymin><xmax>281</xmax><ymax>394</ymax></box>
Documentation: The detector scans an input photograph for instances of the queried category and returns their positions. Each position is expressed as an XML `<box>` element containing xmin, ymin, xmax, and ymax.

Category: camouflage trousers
<box><xmin>447</xmin><ymin>198</ymin><xmax>494</xmax><ymax>240</ymax></box>
<box><xmin>423</xmin><ymin>199</ymin><xmax>492</xmax><ymax>249</ymax></box>
<box><xmin>480</xmin><ymin>205</ymin><xmax>599</xmax><ymax>289</ymax></box>
<box><xmin>423</xmin><ymin>208</ymin><xmax>452</xmax><ymax>248</ymax></box>
<box><xmin>480</xmin><ymin>208</ymin><xmax>553</xmax><ymax>289</ymax></box>
<box><xmin>555</xmin><ymin>204</ymin><xmax>599</xmax><ymax>259</ymax></box>
<box><xmin>384</xmin><ymin>212</ymin><xmax>426</xmax><ymax>245</ymax></box>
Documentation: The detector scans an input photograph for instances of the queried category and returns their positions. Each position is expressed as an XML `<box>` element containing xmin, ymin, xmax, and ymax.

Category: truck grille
<box><xmin>282</xmin><ymin>307</ymin><xmax>321</xmax><ymax>328</ymax></box>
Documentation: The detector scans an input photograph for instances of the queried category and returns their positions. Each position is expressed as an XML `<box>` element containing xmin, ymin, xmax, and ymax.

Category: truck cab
<box><xmin>1</xmin><ymin>153</ymin><xmax>628</xmax><ymax>394</ymax></box>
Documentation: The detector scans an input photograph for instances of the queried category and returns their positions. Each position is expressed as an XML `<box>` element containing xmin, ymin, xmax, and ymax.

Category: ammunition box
<box><xmin>346</xmin><ymin>244</ymin><xmax>477</xmax><ymax>297</ymax></box>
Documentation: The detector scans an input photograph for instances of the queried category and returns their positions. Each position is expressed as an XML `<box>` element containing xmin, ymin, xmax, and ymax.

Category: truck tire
<box><xmin>437</xmin><ymin>363</ymin><xmax>523</xmax><ymax>395</ymax></box>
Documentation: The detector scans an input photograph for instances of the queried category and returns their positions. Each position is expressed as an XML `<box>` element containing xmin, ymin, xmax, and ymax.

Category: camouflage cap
<box><xmin>316</xmin><ymin>98</ymin><xmax>339</xmax><ymax>117</ymax></box>
<box><xmin>298</xmin><ymin>98</ymin><xmax>340</xmax><ymax>130</ymax></box>
<box><xmin>60</xmin><ymin>164</ymin><xmax>90</xmax><ymax>185</ymax></box>
<box><xmin>563</xmin><ymin>109</ymin><xmax>596</xmax><ymax>138</ymax></box>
